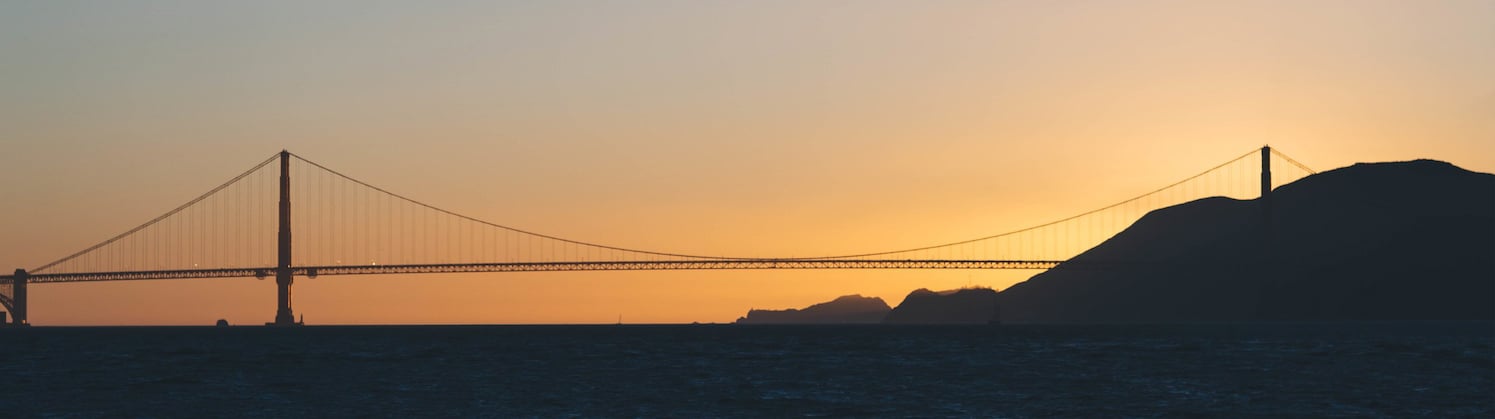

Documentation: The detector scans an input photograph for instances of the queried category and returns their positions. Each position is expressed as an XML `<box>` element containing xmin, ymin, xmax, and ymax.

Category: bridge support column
<box><xmin>1261</xmin><ymin>146</ymin><xmax>1272</xmax><ymax>214</ymax></box>
<box><xmin>274</xmin><ymin>270</ymin><xmax>294</xmax><ymax>325</ymax></box>
<box><xmin>1260</xmin><ymin>146</ymin><xmax>1271</xmax><ymax>200</ymax></box>
<box><xmin>1259</xmin><ymin>145</ymin><xmax>1276</xmax><ymax>244</ymax></box>
<box><xmin>271</xmin><ymin>150</ymin><xmax>300</xmax><ymax>326</ymax></box>
<box><xmin>1255</xmin><ymin>146</ymin><xmax>1275</xmax><ymax>320</ymax></box>
<box><xmin>12</xmin><ymin>269</ymin><xmax>27</xmax><ymax>327</ymax></box>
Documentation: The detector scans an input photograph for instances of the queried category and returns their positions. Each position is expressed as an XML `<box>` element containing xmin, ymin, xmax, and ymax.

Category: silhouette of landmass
<box><xmin>883</xmin><ymin>288</ymin><xmax>999</xmax><ymax>324</ymax></box>
<box><xmin>735</xmin><ymin>294</ymin><xmax>891</xmax><ymax>324</ymax></box>
<box><xmin>997</xmin><ymin>159</ymin><xmax>1495</xmax><ymax>323</ymax></box>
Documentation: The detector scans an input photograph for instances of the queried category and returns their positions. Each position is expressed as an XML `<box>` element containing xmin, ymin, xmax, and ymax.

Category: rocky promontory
<box><xmin>997</xmin><ymin>159</ymin><xmax>1495</xmax><ymax>323</ymax></box>
<box><xmin>735</xmin><ymin>294</ymin><xmax>891</xmax><ymax>324</ymax></box>
<box><xmin>883</xmin><ymin>288</ymin><xmax>1000</xmax><ymax>324</ymax></box>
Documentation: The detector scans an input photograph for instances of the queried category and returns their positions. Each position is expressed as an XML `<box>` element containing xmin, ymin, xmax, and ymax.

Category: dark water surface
<box><xmin>2</xmin><ymin>323</ymin><xmax>1491</xmax><ymax>417</ymax></box>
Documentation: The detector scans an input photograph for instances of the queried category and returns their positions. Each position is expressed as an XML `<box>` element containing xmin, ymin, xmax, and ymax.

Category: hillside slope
<box><xmin>996</xmin><ymin>160</ymin><xmax>1495</xmax><ymax>323</ymax></box>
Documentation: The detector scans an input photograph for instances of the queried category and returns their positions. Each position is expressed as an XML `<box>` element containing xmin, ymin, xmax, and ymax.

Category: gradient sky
<box><xmin>3</xmin><ymin>1</ymin><xmax>1493</xmax><ymax>325</ymax></box>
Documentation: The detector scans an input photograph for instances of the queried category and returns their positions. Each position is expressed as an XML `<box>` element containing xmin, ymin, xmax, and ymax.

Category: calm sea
<box><xmin>2</xmin><ymin>323</ymin><xmax>1491</xmax><ymax>417</ymax></box>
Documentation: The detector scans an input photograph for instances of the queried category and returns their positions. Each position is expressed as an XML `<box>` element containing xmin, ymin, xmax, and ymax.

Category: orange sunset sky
<box><xmin>2</xmin><ymin>1</ymin><xmax>1493</xmax><ymax>325</ymax></box>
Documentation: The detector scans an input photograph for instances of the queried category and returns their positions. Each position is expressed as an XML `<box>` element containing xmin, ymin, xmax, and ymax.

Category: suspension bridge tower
<box><xmin>1261</xmin><ymin>145</ymin><xmax>1272</xmax><ymax>224</ymax></box>
<box><xmin>271</xmin><ymin>150</ymin><xmax>301</xmax><ymax>326</ymax></box>
<box><xmin>1255</xmin><ymin>145</ymin><xmax>1276</xmax><ymax>320</ymax></box>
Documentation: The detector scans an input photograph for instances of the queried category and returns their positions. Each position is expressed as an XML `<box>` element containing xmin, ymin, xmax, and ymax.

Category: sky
<box><xmin>2</xmin><ymin>0</ymin><xmax>1492</xmax><ymax>325</ymax></box>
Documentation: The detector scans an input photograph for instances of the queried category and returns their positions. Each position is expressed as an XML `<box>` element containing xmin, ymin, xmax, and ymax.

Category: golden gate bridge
<box><xmin>0</xmin><ymin>146</ymin><xmax>1313</xmax><ymax>326</ymax></box>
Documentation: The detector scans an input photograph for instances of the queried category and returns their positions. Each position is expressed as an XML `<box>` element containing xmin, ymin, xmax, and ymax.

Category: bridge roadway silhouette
<box><xmin>0</xmin><ymin>147</ymin><xmax>1314</xmax><ymax>326</ymax></box>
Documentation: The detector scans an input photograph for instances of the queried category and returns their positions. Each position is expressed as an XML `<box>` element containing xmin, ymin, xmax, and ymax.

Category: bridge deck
<box><xmin>0</xmin><ymin>260</ymin><xmax>1063</xmax><ymax>283</ymax></box>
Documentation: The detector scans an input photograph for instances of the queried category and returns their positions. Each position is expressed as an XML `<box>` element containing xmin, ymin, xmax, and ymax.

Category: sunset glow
<box><xmin>2</xmin><ymin>1</ymin><xmax>1492</xmax><ymax>325</ymax></box>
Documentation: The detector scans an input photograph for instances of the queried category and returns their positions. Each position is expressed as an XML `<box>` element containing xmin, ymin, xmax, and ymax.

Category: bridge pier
<box><xmin>270</xmin><ymin>150</ymin><xmax>301</xmax><ymax>326</ymax></box>
<box><xmin>273</xmin><ymin>268</ymin><xmax>295</xmax><ymax>326</ymax></box>
<box><xmin>11</xmin><ymin>269</ymin><xmax>27</xmax><ymax>327</ymax></box>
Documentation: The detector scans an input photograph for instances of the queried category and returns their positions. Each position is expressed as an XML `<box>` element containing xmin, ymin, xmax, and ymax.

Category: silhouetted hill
<box><xmin>735</xmin><ymin>295</ymin><xmax>891</xmax><ymax>324</ymax></box>
<box><xmin>883</xmin><ymin>288</ymin><xmax>999</xmax><ymax>324</ymax></box>
<box><xmin>997</xmin><ymin>159</ymin><xmax>1495</xmax><ymax>323</ymax></box>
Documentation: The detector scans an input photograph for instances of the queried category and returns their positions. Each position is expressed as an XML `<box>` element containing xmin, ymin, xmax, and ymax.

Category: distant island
<box><xmin>883</xmin><ymin>288</ymin><xmax>999</xmax><ymax>324</ymax></box>
<box><xmin>735</xmin><ymin>288</ymin><xmax>999</xmax><ymax>324</ymax></box>
<box><xmin>735</xmin><ymin>159</ymin><xmax>1495</xmax><ymax>324</ymax></box>
<box><xmin>736</xmin><ymin>294</ymin><xmax>890</xmax><ymax>324</ymax></box>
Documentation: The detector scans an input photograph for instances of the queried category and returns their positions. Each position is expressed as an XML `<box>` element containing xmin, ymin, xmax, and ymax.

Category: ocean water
<box><xmin>1</xmin><ymin>323</ymin><xmax>1491</xmax><ymax>417</ymax></box>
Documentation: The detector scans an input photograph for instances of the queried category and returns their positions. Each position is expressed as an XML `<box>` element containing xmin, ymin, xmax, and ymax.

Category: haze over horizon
<box><xmin>3</xmin><ymin>1</ymin><xmax>1493</xmax><ymax>325</ymax></box>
